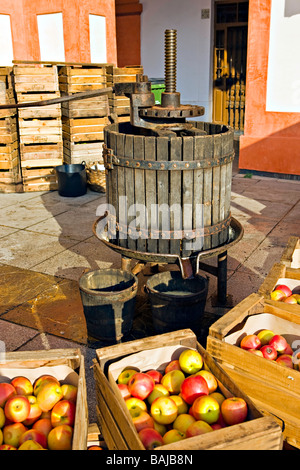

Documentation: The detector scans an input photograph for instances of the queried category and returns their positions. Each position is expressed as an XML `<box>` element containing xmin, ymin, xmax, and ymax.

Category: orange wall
<box><xmin>0</xmin><ymin>0</ymin><xmax>117</xmax><ymax>64</ymax></box>
<box><xmin>239</xmin><ymin>0</ymin><xmax>300</xmax><ymax>176</ymax></box>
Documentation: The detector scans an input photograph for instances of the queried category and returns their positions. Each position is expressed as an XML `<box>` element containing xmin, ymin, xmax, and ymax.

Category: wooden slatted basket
<box><xmin>86</xmin><ymin>161</ymin><xmax>106</xmax><ymax>193</ymax></box>
<box><xmin>93</xmin><ymin>328</ymin><xmax>283</xmax><ymax>450</ymax></box>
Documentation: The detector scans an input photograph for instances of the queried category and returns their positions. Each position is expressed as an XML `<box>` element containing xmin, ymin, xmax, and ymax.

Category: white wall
<box><xmin>140</xmin><ymin>0</ymin><xmax>213</xmax><ymax>120</ymax></box>
<box><xmin>266</xmin><ymin>0</ymin><xmax>300</xmax><ymax>112</ymax></box>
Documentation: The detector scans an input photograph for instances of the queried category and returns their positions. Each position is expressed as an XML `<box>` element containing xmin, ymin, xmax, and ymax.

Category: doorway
<box><xmin>213</xmin><ymin>1</ymin><xmax>249</xmax><ymax>131</ymax></box>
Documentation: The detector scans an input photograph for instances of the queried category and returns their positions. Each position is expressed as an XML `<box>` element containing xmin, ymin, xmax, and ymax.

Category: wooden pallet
<box><xmin>20</xmin><ymin>142</ymin><xmax>63</xmax><ymax>168</ymax></box>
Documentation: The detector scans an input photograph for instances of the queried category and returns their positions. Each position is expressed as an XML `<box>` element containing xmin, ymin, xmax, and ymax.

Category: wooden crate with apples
<box><xmin>93</xmin><ymin>328</ymin><xmax>282</xmax><ymax>450</ymax></box>
<box><xmin>258</xmin><ymin>263</ymin><xmax>300</xmax><ymax>311</ymax></box>
<box><xmin>206</xmin><ymin>293</ymin><xmax>300</xmax><ymax>449</ymax></box>
<box><xmin>0</xmin><ymin>348</ymin><xmax>88</xmax><ymax>450</ymax></box>
<box><xmin>280</xmin><ymin>236</ymin><xmax>300</xmax><ymax>269</ymax></box>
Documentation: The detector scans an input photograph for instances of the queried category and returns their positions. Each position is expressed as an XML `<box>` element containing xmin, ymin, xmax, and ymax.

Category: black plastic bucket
<box><xmin>145</xmin><ymin>271</ymin><xmax>208</xmax><ymax>334</ymax></box>
<box><xmin>78</xmin><ymin>269</ymin><xmax>138</xmax><ymax>343</ymax></box>
<box><xmin>56</xmin><ymin>163</ymin><xmax>87</xmax><ymax>197</ymax></box>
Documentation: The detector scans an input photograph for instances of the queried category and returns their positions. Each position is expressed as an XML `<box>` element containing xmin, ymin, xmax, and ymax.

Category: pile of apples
<box><xmin>116</xmin><ymin>349</ymin><xmax>249</xmax><ymax>450</ymax></box>
<box><xmin>271</xmin><ymin>283</ymin><xmax>300</xmax><ymax>305</ymax></box>
<box><xmin>239</xmin><ymin>329</ymin><xmax>299</xmax><ymax>370</ymax></box>
<box><xmin>0</xmin><ymin>374</ymin><xmax>78</xmax><ymax>450</ymax></box>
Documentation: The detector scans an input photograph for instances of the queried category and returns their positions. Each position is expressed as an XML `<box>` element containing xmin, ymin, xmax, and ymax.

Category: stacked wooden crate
<box><xmin>106</xmin><ymin>66</ymin><xmax>143</xmax><ymax>122</ymax></box>
<box><xmin>0</xmin><ymin>67</ymin><xmax>22</xmax><ymax>192</ymax></box>
<box><xmin>14</xmin><ymin>64</ymin><xmax>63</xmax><ymax>191</ymax></box>
<box><xmin>58</xmin><ymin>65</ymin><xmax>110</xmax><ymax>165</ymax></box>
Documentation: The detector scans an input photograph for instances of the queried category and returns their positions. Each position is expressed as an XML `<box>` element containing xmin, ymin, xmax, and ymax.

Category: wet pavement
<box><xmin>0</xmin><ymin>146</ymin><xmax>300</xmax><ymax>423</ymax></box>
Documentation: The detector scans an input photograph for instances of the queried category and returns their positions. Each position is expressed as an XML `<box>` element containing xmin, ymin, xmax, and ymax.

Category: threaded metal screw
<box><xmin>164</xmin><ymin>29</ymin><xmax>177</xmax><ymax>93</ymax></box>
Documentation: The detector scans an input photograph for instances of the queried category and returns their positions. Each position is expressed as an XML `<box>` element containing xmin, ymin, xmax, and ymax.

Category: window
<box><xmin>89</xmin><ymin>15</ymin><xmax>107</xmax><ymax>63</ymax></box>
<box><xmin>37</xmin><ymin>13</ymin><xmax>65</xmax><ymax>62</ymax></box>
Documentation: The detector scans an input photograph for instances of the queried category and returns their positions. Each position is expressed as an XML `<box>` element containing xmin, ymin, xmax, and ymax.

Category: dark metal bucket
<box><xmin>145</xmin><ymin>271</ymin><xmax>208</xmax><ymax>334</ymax></box>
<box><xmin>56</xmin><ymin>162</ymin><xmax>87</xmax><ymax>197</ymax></box>
<box><xmin>79</xmin><ymin>269</ymin><xmax>138</xmax><ymax>343</ymax></box>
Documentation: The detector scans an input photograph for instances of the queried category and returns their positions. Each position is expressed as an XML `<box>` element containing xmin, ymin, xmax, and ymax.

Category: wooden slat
<box><xmin>124</xmin><ymin>133</ymin><xmax>136</xmax><ymax>252</ymax></box>
<box><xmin>133</xmin><ymin>134</ymin><xmax>146</xmax><ymax>252</ymax></box>
<box><xmin>145</xmin><ymin>136</ymin><xmax>157</xmax><ymax>253</ymax></box>
<box><xmin>156</xmin><ymin>136</ymin><xmax>169</xmax><ymax>254</ymax></box>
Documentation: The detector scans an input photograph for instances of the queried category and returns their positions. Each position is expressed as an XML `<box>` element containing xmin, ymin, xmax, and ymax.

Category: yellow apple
<box><xmin>191</xmin><ymin>395</ymin><xmax>220</xmax><ymax>424</ymax></box>
<box><xmin>179</xmin><ymin>349</ymin><xmax>203</xmax><ymax>375</ymax></box>
<box><xmin>150</xmin><ymin>396</ymin><xmax>178</xmax><ymax>425</ymax></box>
<box><xmin>169</xmin><ymin>395</ymin><xmax>188</xmax><ymax>414</ymax></box>
<box><xmin>0</xmin><ymin>407</ymin><xmax>5</xmax><ymax>428</ymax></box>
<box><xmin>172</xmin><ymin>413</ymin><xmax>196</xmax><ymax>436</ymax></box>
<box><xmin>257</xmin><ymin>329</ymin><xmax>275</xmax><ymax>346</ymax></box>
<box><xmin>186</xmin><ymin>420</ymin><xmax>213</xmax><ymax>437</ymax></box>
<box><xmin>18</xmin><ymin>440</ymin><xmax>45</xmax><ymax>450</ymax></box>
<box><xmin>161</xmin><ymin>370</ymin><xmax>185</xmax><ymax>394</ymax></box>
<box><xmin>36</xmin><ymin>382</ymin><xmax>63</xmax><ymax>412</ymax></box>
<box><xmin>153</xmin><ymin>421</ymin><xmax>167</xmax><ymax>436</ymax></box>
<box><xmin>117</xmin><ymin>369</ymin><xmax>138</xmax><ymax>385</ymax></box>
<box><xmin>147</xmin><ymin>384</ymin><xmax>169</xmax><ymax>405</ymax></box>
<box><xmin>125</xmin><ymin>397</ymin><xmax>147</xmax><ymax>415</ymax></box>
<box><xmin>47</xmin><ymin>424</ymin><xmax>73</xmax><ymax>450</ymax></box>
<box><xmin>209</xmin><ymin>392</ymin><xmax>225</xmax><ymax>406</ymax></box>
<box><xmin>162</xmin><ymin>428</ymin><xmax>185</xmax><ymax>445</ymax></box>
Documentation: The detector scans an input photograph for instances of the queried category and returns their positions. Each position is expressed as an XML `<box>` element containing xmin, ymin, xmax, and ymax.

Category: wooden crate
<box><xmin>0</xmin><ymin>141</ymin><xmax>19</xmax><ymax>171</ymax></box>
<box><xmin>93</xmin><ymin>328</ymin><xmax>282</xmax><ymax>450</ymax></box>
<box><xmin>206</xmin><ymin>293</ymin><xmax>300</xmax><ymax>448</ymax></box>
<box><xmin>63</xmin><ymin>140</ymin><xmax>104</xmax><ymax>166</ymax></box>
<box><xmin>13</xmin><ymin>64</ymin><xmax>60</xmax><ymax>94</ymax></box>
<box><xmin>106</xmin><ymin>66</ymin><xmax>143</xmax><ymax>117</ymax></box>
<box><xmin>22</xmin><ymin>166</ymin><xmax>58</xmax><ymax>192</ymax></box>
<box><xmin>20</xmin><ymin>142</ymin><xmax>63</xmax><ymax>168</ymax></box>
<box><xmin>61</xmin><ymin>95</ymin><xmax>109</xmax><ymax>119</ymax></box>
<box><xmin>58</xmin><ymin>65</ymin><xmax>107</xmax><ymax>94</ymax></box>
<box><xmin>0</xmin><ymin>348</ymin><xmax>88</xmax><ymax>449</ymax></box>
<box><xmin>280</xmin><ymin>236</ymin><xmax>300</xmax><ymax>269</ymax></box>
<box><xmin>62</xmin><ymin>116</ymin><xmax>109</xmax><ymax>143</ymax></box>
<box><xmin>258</xmin><ymin>263</ymin><xmax>300</xmax><ymax>311</ymax></box>
<box><xmin>17</xmin><ymin>92</ymin><xmax>61</xmax><ymax>119</ymax></box>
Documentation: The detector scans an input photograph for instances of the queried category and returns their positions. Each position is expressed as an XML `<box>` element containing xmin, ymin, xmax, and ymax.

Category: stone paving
<box><xmin>0</xmin><ymin>151</ymin><xmax>300</xmax><ymax>424</ymax></box>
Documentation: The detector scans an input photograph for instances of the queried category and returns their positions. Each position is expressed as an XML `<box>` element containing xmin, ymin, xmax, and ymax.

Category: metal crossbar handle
<box><xmin>0</xmin><ymin>87</ymin><xmax>113</xmax><ymax>110</ymax></box>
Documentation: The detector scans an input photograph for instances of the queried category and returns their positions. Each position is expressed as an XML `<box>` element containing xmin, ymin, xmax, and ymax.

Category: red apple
<box><xmin>169</xmin><ymin>395</ymin><xmax>188</xmax><ymax>415</ymax></box>
<box><xmin>186</xmin><ymin>420</ymin><xmax>213</xmax><ymax>437</ymax></box>
<box><xmin>257</xmin><ymin>329</ymin><xmax>275</xmax><ymax>346</ymax></box>
<box><xmin>147</xmin><ymin>384</ymin><xmax>169</xmax><ymax>405</ymax></box>
<box><xmin>276</xmin><ymin>354</ymin><xmax>293</xmax><ymax>368</ymax></box>
<box><xmin>0</xmin><ymin>444</ymin><xmax>17</xmax><ymax>450</ymax></box>
<box><xmin>240</xmin><ymin>334</ymin><xmax>261</xmax><ymax>350</ymax></box>
<box><xmin>282</xmin><ymin>343</ymin><xmax>293</xmax><ymax>355</ymax></box>
<box><xmin>4</xmin><ymin>395</ymin><xmax>30</xmax><ymax>423</ymax></box>
<box><xmin>191</xmin><ymin>395</ymin><xmax>220</xmax><ymax>424</ymax></box>
<box><xmin>117</xmin><ymin>383</ymin><xmax>131</xmax><ymax>400</ymax></box>
<box><xmin>50</xmin><ymin>400</ymin><xmax>76</xmax><ymax>427</ymax></box>
<box><xmin>138</xmin><ymin>427</ymin><xmax>164</xmax><ymax>450</ymax></box>
<box><xmin>145</xmin><ymin>370</ymin><xmax>163</xmax><ymax>384</ymax></box>
<box><xmin>47</xmin><ymin>424</ymin><xmax>73</xmax><ymax>450</ymax></box>
<box><xmin>61</xmin><ymin>384</ymin><xmax>77</xmax><ymax>403</ymax></box>
<box><xmin>180</xmin><ymin>375</ymin><xmax>209</xmax><ymax>405</ymax></box>
<box><xmin>32</xmin><ymin>418</ymin><xmax>53</xmax><ymax>438</ymax></box>
<box><xmin>172</xmin><ymin>413</ymin><xmax>196</xmax><ymax>436</ymax></box>
<box><xmin>150</xmin><ymin>396</ymin><xmax>178</xmax><ymax>425</ymax></box>
<box><xmin>162</xmin><ymin>428</ymin><xmax>185</xmax><ymax>444</ymax></box>
<box><xmin>269</xmin><ymin>334</ymin><xmax>288</xmax><ymax>353</ymax></box>
<box><xmin>131</xmin><ymin>410</ymin><xmax>154</xmax><ymax>433</ymax></box>
<box><xmin>36</xmin><ymin>382</ymin><xmax>63</xmax><ymax>412</ymax></box>
<box><xmin>18</xmin><ymin>440</ymin><xmax>45</xmax><ymax>450</ymax></box>
<box><xmin>117</xmin><ymin>369</ymin><xmax>138</xmax><ymax>385</ymax></box>
<box><xmin>260</xmin><ymin>344</ymin><xmax>277</xmax><ymax>360</ymax></box>
<box><xmin>221</xmin><ymin>397</ymin><xmax>248</xmax><ymax>426</ymax></box>
<box><xmin>10</xmin><ymin>377</ymin><xmax>33</xmax><ymax>396</ymax></box>
<box><xmin>19</xmin><ymin>429</ymin><xmax>47</xmax><ymax>449</ymax></box>
<box><xmin>160</xmin><ymin>370</ymin><xmax>185</xmax><ymax>394</ymax></box>
<box><xmin>22</xmin><ymin>396</ymin><xmax>42</xmax><ymax>426</ymax></box>
<box><xmin>194</xmin><ymin>370</ymin><xmax>218</xmax><ymax>394</ymax></box>
<box><xmin>127</xmin><ymin>373</ymin><xmax>155</xmax><ymax>400</ymax></box>
<box><xmin>0</xmin><ymin>383</ymin><xmax>16</xmax><ymax>407</ymax></box>
<box><xmin>33</xmin><ymin>375</ymin><xmax>60</xmax><ymax>396</ymax></box>
<box><xmin>275</xmin><ymin>284</ymin><xmax>292</xmax><ymax>297</ymax></box>
<box><xmin>211</xmin><ymin>423</ymin><xmax>223</xmax><ymax>430</ymax></box>
<box><xmin>125</xmin><ymin>397</ymin><xmax>147</xmax><ymax>415</ymax></box>
<box><xmin>178</xmin><ymin>349</ymin><xmax>203</xmax><ymax>374</ymax></box>
<box><xmin>270</xmin><ymin>290</ymin><xmax>286</xmax><ymax>301</ymax></box>
<box><xmin>88</xmin><ymin>445</ymin><xmax>103</xmax><ymax>450</ymax></box>
<box><xmin>3</xmin><ymin>422</ymin><xmax>27</xmax><ymax>448</ymax></box>
<box><xmin>164</xmin><ymin>360</ymin><xmax>182</xmax><ymax>374</ymax></box>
